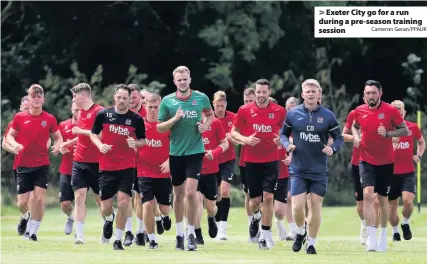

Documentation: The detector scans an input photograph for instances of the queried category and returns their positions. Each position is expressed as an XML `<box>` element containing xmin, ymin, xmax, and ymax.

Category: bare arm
<box><xmin>417</xmin><ymin>135</ymin><xmax>425</xmax><ymax>158</ymax></box>
<box><xmin>342</xmin><ymin>126</ymin><xmax>354</xmax><ymax>142</ymax></box>
<box><xmin>2</xmin><ymin>137</ymin><xmax>15</xmax><ymax>153</ymax></box>
<box><xmin>386</xmin><ymin>121</ymin><xmax>410</xmax><ymax>138</ymax></box>
<box><xmin>62</xmin><ymin>137</ymin><xmax>78</xmax><ymax>148</ymax></box>
<box><xmin>90</xmin><ymin>133</ymin><xmax>104</xmax><ymax>150</ymax></box>
<box><xmin>6</xmin><ymin>128</ymin><xmax>20</xmax><ymax>150</ymax></box>
<box><xmin>157</xmin><ymin>115</ymin><xmax>180</xmax><ymax>133</ymax></box>
<box><xmin>51</xmin><ymin>130</ymin><xmax>63</xmax><ymax>151</ymax></box>
<box><xmin>231</xmin><ymin>126</ymin><xmax>247</xmax><ymax>143</ymax></box>
<box><xmin>72</xmin><ymin>126</ymin><xmax>92</xmax><ymax>136</ymax></box>
<box><xmin>351</xmin><ymin>121</ymin><xmax>361</xmax><ymax>140</ymax></box>
<box><xmin>227</xmin><ymin>133</ymin><xmax>244</xmax><ymax>145</ymax></box>
<box><xmin>202</xmin><ymin>109</ymin><xmax>214</xmax><ymax>128</ymax></box>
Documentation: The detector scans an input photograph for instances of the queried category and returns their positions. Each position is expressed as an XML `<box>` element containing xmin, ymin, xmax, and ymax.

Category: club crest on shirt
<box><xmin>86</xmin><ymin>113</ymin><xmax>91</xmax><ymax>118</ymax></box>
<box><xmin>269</xmin><ymin>113</ymin><xmax>274</xmax><ymax>119</ymax></box>
<box><xmin>65</xmin><ymin>125</ymin><xmax>68</xmax><ymax>130</ymax></box>
<box><xmin>378</xmin><ymin>113</ymin><xmax>384</xmax><ymax>119</ymax></box>
<box><xmin>408</xmin><ymin>130</ymin><xmax>412</xmax><ymax>136</ymax></box>
<box><xmin>228</xmin><ymin>121</ymin><xmax>232</xmax><ymax>127</ymax></box>
<box><xmin>317</xmin><ymin>117</ymin><xmax>323</xmax><ymax>123</ymax></box>
<box><xmin>192</xmin><ymin>100</ymin><xmax>197</xmax><ymax>106</ymax></box>
<box><xmin>125</xmin><ymin>119</ymin><xmax>131</xmax><ymax>125</ymax></box>
<box><xmin>41</xmin><ymin>120</ymin><xmax>47</xmax><ymax>127</ymax></box>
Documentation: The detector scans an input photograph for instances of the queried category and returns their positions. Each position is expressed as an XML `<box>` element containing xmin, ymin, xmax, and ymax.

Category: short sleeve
<box><xmin>353</xmin><ymin>109</ymin><xmax>360</xmax><ymax>125</ymax></box>
<box><xmin>134</xmin><ymin>116</ymin><xmax>146</xmax><ymax>140</ymax></box>
<box><xmin>390</xmin><ymin>107</ymin><xmax>404</xmax><ymax>127</ymax></box>
<box><xmin>11</xmin><ymin>114</ymin><xmax>20</xmax><ymax>131</ymax></box>
<box><xmin>49</xmin><ymin>115</ymin><xmax>59</xmax><ymax>133</ymax></box>
<box><xmin>91</xmin><ymin>110</ymin><xmax>105</xmax><ymax>135</ymax></box>
<box><xmin>202</xmin><ymin>94</ymin><xmax>212</xmax><ymax>113</ymax></box>
<box><xmin>413</xmin><ymin>125</ymin><xmax>422</xmax><ymax>140</ymax></box>
<box><xmin>233</xmin><ymin>107</ymin><xmax>246</xmax><ymax>131</ymax></box>
<box><xmin>158</xmin><ymin>99</ymin><xmax>169</xmax><ymax>122</ymax></box>
<box><xmin>345</xmin><ymin>110</ymin><xmax>355</xmax><ymax>129</ymax></box>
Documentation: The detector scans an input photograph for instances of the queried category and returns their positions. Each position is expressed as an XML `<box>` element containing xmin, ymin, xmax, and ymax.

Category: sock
<box><xmin>361</xmin><ymin>219</ymin><xmax>366</xmax><ymax>227</ymax></box>
<box><xmin>188</xmin><ymin>224</ymin><xmax>195</xmax><ymax>236</ymax></box>
<box><xmin>367</xmin><ymin>225</ymin><xmax>377</xmax><ymax>237</ymax></box>
<box><xmin>288</xmin><ymin>221</ymin><xmax>297</xmax><ymax>233</ymax></box>
<box><xmin>30</xmin><ymin>220</ymin><xmax>41</xmax><ymax>235</ymax></box>
<box><xmin>308</xmin><ymin>236</ymin><xmax>316</xmax><ymax>246</ymax></box>
<box><xmin>68</xmin><ymin>215</ymin><xmax>74</xmax><ymax>221</ymax></box>
<box><xmin>297</xmin><ymin>225</ymin><xmax>306</xmax><ymax>235</ymax></box>
<box><xmin>155</xmin><ymin>216</ymin><xmax>161</xmax><ymax>222</ymax></box>
<box><xmin>176</xmin><ymin>221</ymin><xmax>184</xmax><ymax>237</ymax></box>
<box><xmin>402</xmin><ymin>218</ymin><xmax>409</xmax><ymax>225</ymax></box>
<box><xmin>220</xmin><ymin>197</ymin><xmax>230</xmax><ymax>221</ymax></box>
<box><xmin>136</xmin><ymin>217</ymin><xmax>144</xmax><ymax>234</ymax></box>
<box><xmin>148</xmin><ymin>233</ymin><xmax>156</xmax><ymax>242</ymax></box>
<box><xmin>125</xmin><ymin>217</ymin><xmax>132</xmax><ymax>232</ymax></box>
<box><xmin>115</xmin><ymin>229</ymin><xmax>124</xmax><ymax>241</ymax></box>
<box><xmin>215</xmin><ymin>200</ymin><xmax>222</xmax><ymax>222</ymax></box>
<box><xmin>247</xmin><ymin>215</ymin><xmax>253</xmax><ymax>226</ymax></box>
<box><xmin>105</xmin><ymin>214</ymin><xmax>114</xmax><ymax>222</ymax></box>
<box><xmin>184</xmin><ymin>217</ymin><xmax>188</xmax><ymax>228</ymax></box>
<box><xmin>195</xmin><ymin>227</ymin><xmax>202</xmax><ymax>238</ymax></box>
<box><xmin>76</xmin><ymin>221</ymin><xmax>84</xmax><ymax>238</ymax></box>
<box><xmin>219</xmin><ymin>221</ymin><xmax>227</xmax><ymax>231</ymax></box>
<box><xmin>253</xmin><ymin>210</ymin><xmax>261</xmax><ymax>220</ymax></box>
<box><xmin>260</xmin><ymin>225</ymin><xmax>271</xmax><ymax>240</ymax></box>
<box><xmin>392</xmin><ymin>225</ymin><xmax>399</xmax><ymax>233</ymax></box>
<box><xmin>22</xmin><ymin>211</ymin><xmax>30</xmax><ymax>220</ymax></box>
<box><xmin>261</xmin><ymin>225</ymin><xmax>271</xmax><ymax>231</ymax></box>
<box><xmin>25</xmin><ymin>219</ymin><xmax>33</xmax><ymax>233</ymax></box>
<box><xmin>380</xmin><ymin>227</ymin><xmax>387</xmax><ymax>237</ymax></box>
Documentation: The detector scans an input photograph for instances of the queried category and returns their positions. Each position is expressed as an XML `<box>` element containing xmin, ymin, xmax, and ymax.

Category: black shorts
<box><xmin>240</xmin><ymin>166</ymin><xmax>248</xmax><ymax>193</ymax></box>
<box><xmin>197</xmin><ymin>173</ymin><xmax>219</xmax><ymax>201</ymax></box>
<box><xmin>169</xmin><ymin>153</ymin><xmax>204</xmax><ymax>186</ymax></box>
<box><xmin>388</xmin><ymin>172</ymin><xmax>416</xmax><ymax>201</ymax></box>
<box><xmin>59</xmin><ymin>174</ymin><xmax>74</xmax><ymax>202</ymax></box>
<box><xmin>351</xmin><ymin>165</ymin><xmax>363</xmax><ymax>201</ymax></box>
<box><xmin>71</xmin><ymin>161</ymin><xmax>100</xmax><ymax>194</ymax></box>
<box><xmin>138</xmin><ymin>177</ymin><xmax>172</xmax><ymax>205</ymax></box>
<box><xmin>16</xmin><ymin>166</ymin><xmax>49</xmax><ymax>194</ymax></box>
<box><xmin>99</xmin><ymin>168</ymin><xmax>135</xmax><ymax>200</ymax></box>
<box><xmin>359</xmin><ymin>161</ymin><xmax>393</xmax><ymax>197</ymax></box>
<box><xmin>246</xmin><ymin>161</ymin><xmax>279</xmax><ymax>199</ymax></box>
<box><xmin>132</xmin><ymin>168</ymin><xmax>140</xmax><ymax>194</ymax></box>
<box><xmin>274</xmin><ymin>178</ymin><xmax>288</xmax><ymax>203</ymax></box>
<box><xmin>218</xmin><ymin>159</ymin><xmax>235</xmax><ymax>184</ymax></box>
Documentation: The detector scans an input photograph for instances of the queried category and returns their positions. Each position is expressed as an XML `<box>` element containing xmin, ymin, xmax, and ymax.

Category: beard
<box><xmin>367</xmin><ymin>98</ymin><xmax>378</xmax><ymax>106</ymax></box>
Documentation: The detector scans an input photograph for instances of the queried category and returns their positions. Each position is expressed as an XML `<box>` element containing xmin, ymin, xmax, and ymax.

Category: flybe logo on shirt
<box><xmin>109</xmin><ymin>125</ymin><xmax>130</xmax><ymax>136</ymax></box>
<box><xmin>300</xmin><ymin>132</ymin><xmax>320</xmax><ymax>143</ymax></box>
<box><xmin>184</xmin><ymin>110</ymin><xmax>198</xmax><ymax>119</ymax></box>
<box><xmin>147</xmin><ymin>139</ymin><xmax>162</xmax><ymax>147</ymax></box>
<box><xmin>253</xmin><ymin>124</ymin><xmax>272</xmax><ymax>133</ymax></box>
<box><xmin>395</xmin><ymin>141</ymin><xmax>410</xmax><ymax>150</ymax></box>
<box><xmin>203</xmin><ymin>137</ymin><xmax>210</xmax><ymax>145</ymax></box>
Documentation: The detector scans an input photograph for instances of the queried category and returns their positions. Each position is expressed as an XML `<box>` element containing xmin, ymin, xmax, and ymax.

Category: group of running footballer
<box><xmin>3</xmin><ymin>66</ymin><xmax>424</xmax><ymax>254</ymax></box>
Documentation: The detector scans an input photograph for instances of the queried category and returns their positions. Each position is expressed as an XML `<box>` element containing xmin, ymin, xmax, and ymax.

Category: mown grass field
<box><xmin>1</xmin><ymin>206</ymin><xmax>427</xmax><ymax>264</ymax></box>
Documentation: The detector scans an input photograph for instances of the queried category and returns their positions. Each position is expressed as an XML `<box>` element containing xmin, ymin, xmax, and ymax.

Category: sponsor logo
<box><xmin>300</xmin><ymin>132</ymin><xmax>320</xmax><ymax>143</ymax></box>
<box><xmin>109</xmin><ymin>125</ymin><xmax>130</xmax><ymax>136</ymax></box>
<box><xmin>24</xmin><ymin>120</ymin><xmax>31</xmax><ymax>124</ymax></box>
<box><xmin>297</xmin><ymin>117</ymin><xmax>303</xmax><ymax>120</ymax></box>
<box><xmin>395</xmin><ymin>141</ymin><xmax>410</xmax><ymax>149</ymax></box>
<box><xmin>87</xmin><ymin>113</ymin><xmax>91</xmax><ymax>118</ymax></box>
<box><xmin>147</xmin><ymin>138</ymin><xmax>162</xmax><ymax>147</ymax></box>
<box><xmin>184</xmin><ymin>110</ymin><xmax>198</xmax><ymax>119</ymax></box>
<box><xmin>202</xmin><ymin>137</ymin><xmax>210</xmax><ymax>145</ymax></box>
<box><xmin>253</xmin><ymin>124</ymin><xmax>272</xmax><ymax>133</ymax></box>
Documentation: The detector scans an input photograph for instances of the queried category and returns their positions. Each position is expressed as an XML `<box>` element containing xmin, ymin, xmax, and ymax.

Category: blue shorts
<box><xmin>290</xmin><ymin>172</ymin><xmax>328</xmax><ymax>197</ymax></box>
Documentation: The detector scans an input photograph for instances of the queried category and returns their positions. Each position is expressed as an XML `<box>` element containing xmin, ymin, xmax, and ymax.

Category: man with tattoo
<box><xmin>352</xmin><ymin>80</ymin><xmax>410</xmax><ymax>252</ymax></box>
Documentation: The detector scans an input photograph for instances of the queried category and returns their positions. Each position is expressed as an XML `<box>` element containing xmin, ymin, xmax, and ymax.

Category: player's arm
<box><xmin>72</xmin><ymin>127</ymin><xmax>92</xmax><ymax>136</ymax></box>
<box><xmin>61</xmin><ymin>137</ymin><xmax>78</xmax><ymax>148</ymax></box>
<box><xmin>89</xmin><ymin>111</ymin><xmax>108</xmax><ymax>151</ymax></box>
<box><xmin>416</xmin><ymin>134</ymin><xmax>425</xmax><ymax>159</ymax></box>
<box><xmin>227</xmin><ymin>133</ymin><xmax>244</xmax><ymax>145</ymax></box>
<box><xmin>279</xmin><ymin>112</ymin><xmax>293</xmax><ymax>150</ymax></box>
<box><xmin>133</xmin><ymin>117</ymin><xmax>147</xmax><ymax>148</ymax></box>
<box><xmin>342</xmin><ymin>126</ymin><xmax>354</xmax><ymax>142</ymax></box>
<box><xmin>385</xmin><ymin>121</ymin><xmax>410</xmax><ymax>138</ymax></box>
<box><xmin>157</xmin><ymin>100</ymin><xmax>181</xmax><ymax>133</ymax></box>
<box><xmin>230</xmin><ymin>108</ymin><xmax>249</xmax><ymax>143</ymax></box>
<box><xmin>6</xmin><ymin>127</ymin><xmax>24</xmax><ymax>154</ymax></box>
<box><xmin>351</xmin><ymin>121</ymin><xmax>361</xmax><ymax>141</ymax></box>
<box><xmin>2</xmin><ymin>135</ymin><xmax>15</xmax><ymax>153</ymax></box>
<box><xmin>201</xmin><ymin>94</ymin><xmax>214</xmax><ymax>128</ymax></box>
<box><xmin>328</xmin><ymin>114</ymin><xmax>344</xmax><ymax>154</ymax></box>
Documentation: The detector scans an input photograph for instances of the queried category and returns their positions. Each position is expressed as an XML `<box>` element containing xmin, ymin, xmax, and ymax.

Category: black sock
<box><xmin>215</xmin><ymin>200</ymin><xmax>222</xmax><ymax>222</ymax></box>
<box><xmin>220</xmin><ymin>197</ymin><xmax>230</xmax><ymax>221</ymax></box>
<box><xmin>261</xmin><ymin>225</ymin><xmax>271</xmax><ymax>231</ymax></box>
<box><xmin>195</xmin><ymin>228</ymin><xmax>202</xmax><ymax>238</ymax></box>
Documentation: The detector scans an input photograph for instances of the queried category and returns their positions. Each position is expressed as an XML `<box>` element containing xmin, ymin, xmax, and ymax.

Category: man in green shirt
<box><xmin>157</xmin><ymin>66</ymin><xmax>214</xmax><ymax>251</ymax></box>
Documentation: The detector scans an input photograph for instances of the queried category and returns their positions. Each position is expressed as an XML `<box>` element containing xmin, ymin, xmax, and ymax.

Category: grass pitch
<box><xmin>1</xmin><ymin>206</ymin><xmax>427</xmax><ymax>264</ymax></box>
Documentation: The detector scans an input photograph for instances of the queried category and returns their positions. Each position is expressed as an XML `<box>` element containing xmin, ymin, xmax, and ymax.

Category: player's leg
<box><xmin>140</xmin><ymin>177</ymin><xmax>157</xmax><ymax>249</ymax></box>
<box><xmin>111</xmin><ymin>168</ymin><xmax>134</xmax><ymax>250</ymax></box>
<box><xmin>400</xmin><ymin>172</ymin><xmax>416</xmax><ymax>240</ymax></box>
<box><xmin>240</xmin><ymin>165</ymin><xmax>254</xmax><ymax>242</ymax></box>
<box><xmin>375</xmin><ymin>163</ymin><xmax>394</xmax><ymax>252</ymax></box>
<box><xmin>305</xmin><ymin>177</ymin><xmax>328</xmax><ymax>255</ymax></box>
<box><xmin>351</xmin><ymin>164</ymin><xmax>367</xmax><ymax>244</ymax></box>
<box><xmin>388</xmin><ymin>174</ymin><xmax>401</xmax><ymax>241</ymax></box>
<box><xmin>169</xmin><ymin>155</ymin><xmax>187</xmax><ymax>250</ymax></box>
<box><xmin>285</xmin><ymin>180</ymin><xmax>297</xmax><ymax>241</ymax></box>
<box><xmin>150</xmin><ymin>177</ymin><xmax>173</xmax><ymax>249</ymax></box>
<box><xmin>290</xmin><ymin>174</ymin><xmax>309</xmax><ymax>253</ymax></box>
<box><xmin>204</xmin><ymin>173</ymin><xmax>219</xmax><ymax>239</ymax></box>
<box><xmin>71</xmin><ymin>162</ymin><xmax>91</xmax><ymax>243</ymax></box>
<box><xmin>359</xmin><ymin>161</ymin><xmax>378</xmax><ymax>251</ymax></box>
<box><xmin>59</xmin><ymin>174</ymin><xmax>74</xmax><ymax>235</ymax></box>
<box><xmin>154</xmin><ymin>199</ymin><xmax>165</xmax><ymax>235</ymax></box>
<box><xmin>184</xmin><ymin>153</ymin><xmax>204</xmax><ymax>251</ymax></box>
<box><xmin>123</xmin><ymin>174</ymin><xmax>138</xmax><ymax>246</ymax></box>
<box><xmin>245</xmin><ymin>163</ymin><xmax>263</xmax><ymax>241</ymax></box>
<box><xmin>274</xmin><ymin>178</ymin><xmax>288</xmax><ymax>241</ymax></box>
<box><xmin>217</xmin><ymin>160</ymin><xmax>234</xmax><ymax>240</ymax></box>
<box><xmin>25</xmin><ymin>191</ymin><xmax>35</xmax><ymax>237</ymax></box>
<box><xmin>195</xmin><ymin>190</ymin><xmax>205</xmax><ymax>245</ymax></box>
<box><xmin>28</xmin><ymin>166</ymin><xmax>49</xmax><ymax>241</ymax></box>
<box><xmin>133</xmin><ymin>190</ymin><xmax>145</xmax><ymax>245</ymax></box>
<box><xmin>16</xmin><ymin>167</ymin><xmax>33</xmax><ymax>237</ymax></box>
<box><xmin>98</xmin><ymin>170</ymin><xmax>117</xmax><ymax>246</ymax></box>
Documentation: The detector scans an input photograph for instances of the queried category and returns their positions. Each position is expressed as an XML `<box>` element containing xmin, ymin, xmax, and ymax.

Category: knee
<box><xmin>356</xmin><ymin>203</ymin><xmax>364</xmax><ymax>214</ymax></box>
<box><xmin>17</xmin><ymin>199</ymin><xmax>28</xmax><ymax>210</ymax></box>
<box><xmin>174</xmin><ymin>190</ymin><xmax>185</xmax><ymax>201</ymax></box>
<box><xmin>74</xmin><ymin>191</ymin><xmax>86</xmax><ymax>205</ymax></box>
<box><xmin>275</xmin><ymin>209</ymin><xmax>285</xmax><ymax>219</ymax></box>
<box><xmin>250</xmin><ymin>197</ymin><xmax>262</xmax><ymax>208</ymax></box>
<box><xmin>262</xmin><ymin>193</ymin><xmax>274</xmax><ymax>204</ymax></box>
<box><xmin>118</xmin><ymin>198</ymin><xmax>129</xmax><ymax>210</ymax></box>
<box><xmin>185</xmin><ymin>189</ymin><xmax>197</xmax><ymax>200</ymax></box>
<box><xmin>206</xmin><ymin>201</ymin><xmax>216</xmax><ymax>214</ymax></box>
<box><xmin>61</xmin><ymin>201</ymin><xmax>73</xmax><ymax>211</ymax></box>
<box><xmin>402</xmin><ymin>198</ymin><xmax>413</xmax><ymax>207</ymax></box>
<box><xmin>159</xmin><ymin>205</ymin><xmax>170</xmax><ymax>215</ymax></box>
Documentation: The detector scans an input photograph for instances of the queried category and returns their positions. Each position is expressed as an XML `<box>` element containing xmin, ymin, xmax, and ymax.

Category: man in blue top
<box><xmin>280</xmin><ymin>79</ymin><xmax>344</xmax><ymax>255</ymax></box>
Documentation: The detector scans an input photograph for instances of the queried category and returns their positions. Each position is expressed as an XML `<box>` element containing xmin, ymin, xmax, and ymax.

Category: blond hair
<box><xmin>269</xmin><ymin>97</ymin><xmax>278</xmax><ymax>104</ymax></box>
<box><xmin>391</xmin><ymin>100</ymin><xmax>405</xmax><ymax>110</ymax></box>
<box><xmin>70</xmin><ymin>83</ymin><xmax>91</xmax><ymax>94</ymax></box>
<box><xmin>243</xmin><ymin>87</ymin><xmax>255</xmax><ymax>96</ymax></box>
<box><xmin>301</xmin><ymin>79</ymin><xmax>321</xmax><ymax>91</ymax></box>
<box><xmin>213</xmin><ymin>91</ymin><xmax>227</xmax><ymax>103</ymax></box>
<box><xmin>172</xmin><ymin>66</ymin><xmax>190</xmax><ymax>77</ymax></box>
<box><xmin>28</xmin><ymin>84</ymin><xmax>44</xmax><ymax>95</ymax></box>
<box><xmin>146</xmin><ymin>93</ymin><xmax>161</xmax><ymax>103</ymax></box>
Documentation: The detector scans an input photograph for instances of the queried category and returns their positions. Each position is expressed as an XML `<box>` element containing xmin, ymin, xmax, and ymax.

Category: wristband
<box><xmin>212</xmin><ymin>146</ymin><xmax>224</xmax><ymax>157</ymax></box>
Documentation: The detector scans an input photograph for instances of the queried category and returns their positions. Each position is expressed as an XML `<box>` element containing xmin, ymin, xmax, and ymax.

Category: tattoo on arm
<box><xmin>351</xmin><ymin>123</ymin><xmax>361</xmax><ymax>138</ymax></box>
<box><xmin>386</xmin><ymin>122</ymin><xmax>410</xmax><ymax>137</ymax></box>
